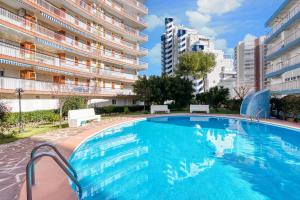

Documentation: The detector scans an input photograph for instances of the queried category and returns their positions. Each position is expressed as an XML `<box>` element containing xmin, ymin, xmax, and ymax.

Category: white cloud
<box><xmin>214</xmin><ymin>38</ymin><xmax>234</xmax><ymax>55</ymax></box>
<box><xmin>197</xmin><ymin>0</ymin><xmax>243</xmax><ymax>15</ymax></box>
<box><xmin>244</xmin><ymin>33</ymin><xmax>257</xmax><ymax>41</ymax></box>
<box><xmin>145</xmin><ymin>14</ymin><xmax>164</xmax><ymax>31</ymax></box>
<box><xmin>147</xmin><ymin>43</ymin><xmax>161</xmax><ymax>65</ymax></box>
<box><xmin>185</xmin><ymin>0</ymin><xmax>244</xmax><ymax>56</ymax></box>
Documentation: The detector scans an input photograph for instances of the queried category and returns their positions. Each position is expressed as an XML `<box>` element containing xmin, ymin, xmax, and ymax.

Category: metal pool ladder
<box><xmin>26</xmin><ymin>143</ymin><xmax>82</xmax><ymax>200</ymax></box>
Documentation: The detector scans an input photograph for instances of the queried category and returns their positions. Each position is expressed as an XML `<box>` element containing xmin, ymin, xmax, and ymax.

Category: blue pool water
<box><xmin>69</xmin><ymin>116</ymin><xmax>300</xmax><ymax>200</ymax></box>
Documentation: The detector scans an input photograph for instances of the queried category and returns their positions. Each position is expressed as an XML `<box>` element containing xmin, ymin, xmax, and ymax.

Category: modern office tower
<box><xmin>0</xmin><ymin>0</ymin><xmax>148</xmax><ymax>112</ymax></box>
<box><xmin>234</xmin><ymin>36</ymin><xmax>266</xmax><ymax>92</ymax></box>
<box><xmin>264</xmin><ymin>0</ymin><xmax>300</xmax><ymax>95</ymax></box>
<box><xmin>161</xmin><ymin>17</ymin><xmax>234</xmax><ymax>94</ymax></box>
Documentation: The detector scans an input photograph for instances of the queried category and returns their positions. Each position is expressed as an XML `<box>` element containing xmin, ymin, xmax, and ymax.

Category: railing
<box><xmin>65</xmin><ymin>0</ymin><xmax>147</xmax><ymax>40</ymax></box>
<box><xmin>125</xmin><ymin>0</ymin><xmax>148</xmax><ymax>13</ymax></box>
<box><xmin>265</xmin><ymin>54</ymin><xmax>300</xmax><ymax>74</ymax></box>
<box><xmin>267</xmin><ymin>79</ymin><xmax>300</xmax><ymax>92</ymax></box>
<box><xmin>267</xmin><ymin>2</ymin><xmax>300</xmax><ymax>38</ymax></box>
<box><xmin>267</xmin><ymin>28</ymin><xmax>300</xmax><ymax>56</ymax></box>
<box><xmin>26</xmin><ymin>143</ymin><xmax>82</xmax><ymax>200</ymax></box>
<box><xmin>25</xmin><ymin>0</ymin><xmax>147</xmax><ymax>53</ymax></box>
<box><xmin>98</xmin><ymin>0</ymin><xmax>147</xmax><ymax>25</ymax></box>
<box><xmin>0</xmin><ymin>77</ymin><xmax>134</xmax><ymax>96</ymax></box>
<box><xmin>0</xmin><ymin>8</ymin><xmax>147</xmax><ymax>68</ymax></box>
<box><xmin>0</xmin><ymin>42</ymin><xmax>138</xmax><ymax>80</ymax></box>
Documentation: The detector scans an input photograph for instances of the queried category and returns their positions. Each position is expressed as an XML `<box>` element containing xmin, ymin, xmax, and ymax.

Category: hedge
<box><xmin>94</xmin><ymin>105</ymin><xmax>149</xmax><ymax>114</ymax></box>
<box><xmin>3</xmin><ymin>110</ymin><xmax>59</xmax><ymax>125</ymax></box>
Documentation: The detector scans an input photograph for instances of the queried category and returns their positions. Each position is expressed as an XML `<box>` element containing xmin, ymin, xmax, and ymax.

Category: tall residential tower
<box><xmin>161</xmin><ymin>17</ymin><xmax>235</xmax><ymax>94</ymax></box>
<box><xmin>0</xmin><ymin>0</ymin><xmax>148</xmax><ymax>111</ymax></box>
<box><xmin>265</xmin><ymin>0</ymin><xmax>300</xmax><ymax>95</ymax></box>
<box><xmin>234</xmin><ymin>36</ymin><xmax>266</xmax><ymax>92</ymax></box>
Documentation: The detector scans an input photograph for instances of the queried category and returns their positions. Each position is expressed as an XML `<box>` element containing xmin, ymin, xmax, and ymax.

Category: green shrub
<box><xmin>225</xmin><ymin>99</ymin><xmax>242</xmax><ymax>112</ymax></box>
<box><xmin>4</xmin><ymin>110</ymin><xmax>59</xmax><ymax>125</ymax></box>
<box><xmin>0</xmin><ymin>101</ymin><xmax>10</xmax><ymax>122</ymax></box>
<box><xmin>124</xmin><ymin>106</ymin><xmax>129</xmax><ymax>114</ymax></box>
<box><xmin>281</xmin><ymin>95</ymin><xmax>300</xmax><ymax>121</ymax></box>
<box><xmin>94</xmin><ymin>105</ymin><xmax>146</xmax><ymax>115</ymax></box>
<box><xmin>62</xmin><ymin>97</ymin><xmax>86</xmax><ymax>117</ymax></box>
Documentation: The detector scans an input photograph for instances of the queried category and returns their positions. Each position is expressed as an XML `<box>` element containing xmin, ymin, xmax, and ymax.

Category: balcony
<box><xmin>266</xmin><ymin>28</ymin><xmax>300</xmax><ymax>57</ymax></box>
<box><xmin>63</xmin><ymin>0</ymin><xmax>148</xmax><ymax>41</ymax></box>
<box><xmin>267</xmin><ymin>79</ymin><xmax>300</xmax><ymax>95</ymax></box>
<box><xmin>267</xmin><ymin>2</ymin><xmax>300</xmax><ymax>40</ymax></box>
<box><xmin>24</xmin><ymin>0</ymin><xmax>148</xmax><ymax>55</ymax></box>
<box><xmin>117</xmin><ymin>0</ymin><xmax>148</xmax><ymax>14</ymax></box>
<box><xmin>0</xmin><ymin>42</ymin><xmax>138</xmax><ymax>82</ymax></box>
<box><xmin>0</xmin><ymin>77</ymin><xmax>134</xmax><ymax>97</ymax></box>
<box><xmin>96</xmin><ymin>0</ymin><xmax>147</xmax><ymax>27</ymax></box>
<box><xmin>265</xmin><ymin>54</ymin><xmax>300</xmax><ymax>78</ymax></box>
<box><xmin>0</xmin><ymin>8</ymin><xmax>148</xmax><ymax>70</ymax></box>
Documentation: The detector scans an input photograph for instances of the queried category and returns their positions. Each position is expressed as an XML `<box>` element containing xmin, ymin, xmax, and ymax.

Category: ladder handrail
<box><xmin>255</xmin><ymin>109</ymin><xmax>264</xmax><ymax>122</ymax></box>
<box><xmin>26</xmin><ymin>152</ymin><xmax>82</xmax><ymax>200</ymax></box>
<box><xmin>30</xmin><ymin>143</ymin><xmax>77</xmax><ymax>185</ymax></box>
<box><xmin>249</xmin><ymin>108</ymin><xmax>264</xmax><ymax>122</ymax></box>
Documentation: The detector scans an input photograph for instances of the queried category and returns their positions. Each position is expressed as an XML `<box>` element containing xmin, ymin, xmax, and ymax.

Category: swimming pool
<box><xmin>69</xmin><ymin>116</ymin><xmax>300</xmax><ymax>200</ymax></box>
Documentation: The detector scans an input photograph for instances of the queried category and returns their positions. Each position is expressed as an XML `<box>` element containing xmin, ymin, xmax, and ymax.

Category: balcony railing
<box><xmin>267</xmin><ymin>2</ymin><xmax>300</xmax><ymax>38</ymax></box>
<box><xmin>267</xmin><ymin>79</ymin><xmax>300</xmax><ymax>93</ymax></box>
<box><xmin>65</xmin><ymin>0</ymin><xmax>148</xmax><ymax>40</ymax></box>
<box><xmin>265</xmin><ymin>54</ymin><xmax>300</xmax><ymax>75</ymax></box>
<box><xmin>25</xmin><ymin>0</ymin><xmax>147</xmax><ymax>54</ymax></box>
<box><xmin>0</xmin><ymin>8</ymin><xmax>147</xmax><ymax>69</ymax></box>
<box><xmin>97</xmin><ymin>0</ymin><xmax>147</xmax><ymax>26</ymax></box>
<box><xmin>267</xmin><ymin>28</ymin><xmax>300</xmax><ymax>56</ymax></box>
<box><xmin>0</xmin><ymin>42</ymin><xmax>138</xmax><ymax>81</ymax></box>
<box><xmin>0</xmin><ymin>76</ymin><xmax>134</xmax><ymax>96</ymax></box>
<box><xmin>124</xmin><ymin>0</ymin><xmax>148</xmax><ymax>13</ymax></box>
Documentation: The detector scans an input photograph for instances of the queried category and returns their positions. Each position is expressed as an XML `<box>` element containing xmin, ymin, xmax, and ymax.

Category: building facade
<box><xmin>234</xmin><ymin>36</ymin><xmax>266</xmax><ymax>93</ymax></box>
<box><xmin>0</xmin><ymin>0</ymin><xmax>148</xmax><ymax>111</ymax></box>
<box><xmin>264</xmin><ymin>0</ymin><xmax>300</xmax><ymax>95</ymax></box>
<box><xmin>217</xmin><ymin>59</ymin><xmax>237</xmax><ymax>98</ymax></box>
<box><xmin>161</xmin><ymin>17</ymin><xmax>234</xmax><ymax>94</ymax></box>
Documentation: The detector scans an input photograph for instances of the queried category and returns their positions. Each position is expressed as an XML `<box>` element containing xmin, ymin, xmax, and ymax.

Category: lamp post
<box><xmin>16</xmin><ymin>88</ymin><xmax>24</xmax><ymax>134</ymax></box>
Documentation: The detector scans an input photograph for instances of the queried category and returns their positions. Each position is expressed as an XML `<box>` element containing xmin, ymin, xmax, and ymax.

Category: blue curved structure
<box><xmin>240</xmin><ymin>89</ymin><xmax>271</xmax><ymax>119</ymax></box>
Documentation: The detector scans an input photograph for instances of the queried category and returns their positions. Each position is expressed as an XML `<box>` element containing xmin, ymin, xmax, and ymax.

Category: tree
<box><xmin>176</xmin><ymin>52</ymin><xmax>216</xmax><ymax>80</ymax></box>
<box><xmin>196</xmin><ymin>86</ymin><xmax>230</xmax><ymax>110</ymax></box>
<box><xmin>50</xmin><ymin>84</ymin><xmax>72</xmax><ymax>128</ymax></box>
<box><xmin>133</xmin><ymin>75</ymin><xmax>152</xmax><ymax>111</ymax></box>
<box><xmin>62</xmin><ymin>97</ymin><xmax>87</xmax><ymax>117</ymax></box>
<box><xmin>133</xmin><ymin>76</ymin><xmax>194</xmax><ymax>109</ymax></box>
<box><xmin>0</xmin><ymin>101</ymin><xmax>9</xmax><ymax>122</ymax></box>
<box><xmin>168</xmin><ymin>76</ymin><xmax>194</xmax><ymax>108</ymax></box>
<box><xmin>234</xmin><ymin>86</ymin><xmax>251</xmax><ymax>101</ymax></box>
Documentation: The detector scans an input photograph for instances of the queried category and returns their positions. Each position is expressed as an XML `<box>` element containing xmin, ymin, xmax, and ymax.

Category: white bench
<box><xmin>151</xmin><ymin>105</ymin><xmax>170</xmax><ymax>114</ymax></box>
<box><xmin>190</xmin><ymin>105</ymin><xmax>209</xmax><ymax>114</ymax></box>
<box><xmin>68</xmin><ymin>108</ymin><xmax>101</xmax><ymax>127</ymax></box>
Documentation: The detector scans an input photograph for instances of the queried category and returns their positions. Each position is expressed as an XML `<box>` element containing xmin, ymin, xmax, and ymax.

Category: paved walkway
<box><xmin>0</xmin><ymin>114</ymin><xmax>299</xmax><ymax>200</ymax></box>
<box><xmin>0</xmin><ymin>117</ymin><xmax>135</xmax><ymax>200</ymax></box>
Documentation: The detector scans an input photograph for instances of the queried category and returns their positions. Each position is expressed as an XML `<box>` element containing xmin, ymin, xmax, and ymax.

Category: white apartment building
<box><xmin>235</xmin><ymin>36</ymin><xmax>266</xmax><ymax>92</ymax></box>
<box><xmin>265</xmin><ymin>0</ymin><xmax>300</xmax><ymax>95</ymax></box>
<box><xmin>0</xmin><ymin>0</ymin><xmax>148</xmax><ymax>112</ymax></box>
<box><xmin>217</xmin><ymin>59</ymin><xmax>237</xmax><ymax>98</ymax></box>
<box><xmin>161</xmin><ymin>17</ymin><xmax>235</xmax><ymax>94</ymax></box>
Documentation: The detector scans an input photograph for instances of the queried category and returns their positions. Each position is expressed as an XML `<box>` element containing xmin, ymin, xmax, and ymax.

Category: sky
<box><xmin>140</xmin><ymin>0</ymin><xmax>285</xmax><ymax>76</ymax></box>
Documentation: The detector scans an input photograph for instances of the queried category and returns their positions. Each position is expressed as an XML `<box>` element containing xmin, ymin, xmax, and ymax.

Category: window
<box><xmin>0</xmin><ymin>71</ymin><xmax>4</xmax><ymax>77</ymax></box>
<box><xmin>132</xmin><ymin>100</ymin><xmax>136</xmax><ymax>105</ymax></box>
<box><xmin>112</xmin><ymin>99</ymin><xmax>116</xmax><ymax>105</ymax></box>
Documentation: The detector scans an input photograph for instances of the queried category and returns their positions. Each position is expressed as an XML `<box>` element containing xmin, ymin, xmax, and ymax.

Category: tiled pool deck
<box><xmin>0</xmin><ymin>114</ymin><xmax>299</xmax><ymax>200</ymax></box>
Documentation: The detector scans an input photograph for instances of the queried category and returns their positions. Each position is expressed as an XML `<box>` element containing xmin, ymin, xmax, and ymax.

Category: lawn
<box><xmin>0</xmin><ymin>123</ymin><xmax>68</xmax><ymax>144</ymax></box>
